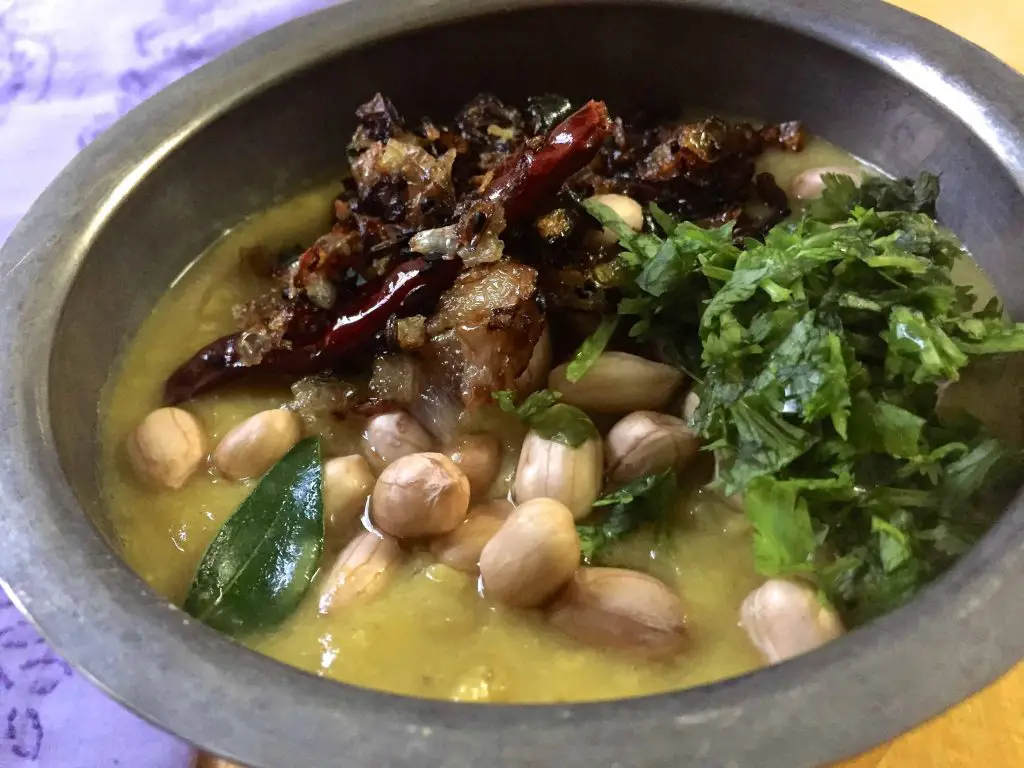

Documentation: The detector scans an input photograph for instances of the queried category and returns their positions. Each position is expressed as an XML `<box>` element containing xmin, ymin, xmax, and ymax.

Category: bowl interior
<box><xmin>20</xmin><ymin>3</ymin><xmax>1024</xmax><ymax>767</ymax></box>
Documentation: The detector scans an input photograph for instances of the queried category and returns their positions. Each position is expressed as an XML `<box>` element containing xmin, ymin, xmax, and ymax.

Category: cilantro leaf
<box><xmin>566</xmin><ymin>315</ymin><xmax>620</xmax><ymax>383</ymax></box>
<box><xmin>810</xmin><ymin>172</ymin><xmax>940</xmax><ymax>222</ymax></box>
<box><xmin>717</xmin><ymin>392</ymin><xmax>818</xmax><ymax>493</ymax></box>
<box><xmin>884</xmin><ymin>306</ymin><xmax>969</xmax><ymax>383</ymax></box>
<box><xmin>493</xmin><ymin>389</ymin><xmax>597</xmax><ymax>448</ymax></box>
<box><xmin>952</xmin><ymin>316</ymin><xmax>1024</xmax><ymax>355</ymax></box>
<box><xmin>743</xmin><ymin>476</ymin><xmax>817</xmax><ymax>576</ymax></box>
<box><xmin>750</xmin><ymin>312</ymin><xmax>852</xmax><ymax>432</ymax></box>
<box><xmin>576</xmin><ymin>470</ymin><xmax>677</xmax><ymax>563</ymax></box>
<box><xmin>940</xmin><ymin>438</ymin><xmax>1009</xmax><ymax>513</ymax></box>
<box><xmin>495</xmin><ymin>388</ymin><xmax>560</xmax><ymax>419</ymax></box>
<box><xmin>848</xmin><ymin>392</ymin><xmax>926</xmax><ymax>459</ymax></box>
<box><xmin>871</xmin><ymin>516</ymin><xmax>912</xmax><ymax>573</ymax></box>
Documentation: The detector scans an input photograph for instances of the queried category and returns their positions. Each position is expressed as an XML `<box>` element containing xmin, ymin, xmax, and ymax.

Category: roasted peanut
<box><xmin>448</xmin><ymin>433</ymin><xmax>502</xmax><ymax>498</ymax></box>
<box><xmin>587</xmin><ymin>193</ymin><xmax>644</xmax><ymax>247</ymax></box>
<box><xmin>323</xmin><ymin>455</ymin><xmax>375</xmax><ymax>541</ymax></box>
<box><xmin>548</xmin><ymin>567</ymin><xmax>687</xmax><ymax>659</ymax></box>
<box><xmin>479</xmin><ymin>498</ymin><xmax>580</xmax><ymax>608</ymax></box>
<box><xmin>740</xmin><ymin>578</ymin><xmax>844</xmax><ymax>663</ymax></box>
<box><xmin>127</xmin><ymin>407</ymin><xmax>206</xmax><ymax>489</ymax></box>
<box><xmin>605</xmin><ymin>411</ymin><xmax>701</xmax><ymax>483</ymax></box>
<box><xmin>682</xmin><ymin>390</ymin><xmax>700</xmax><ymax>423</ymax></box>
<box><xmin>549</xmin><ymin>352</ymin><xmax>683</xmax><ymax>413</ymax></box>
<box><xmin>371</xmin><ymin>452</ymin><xmax>471</xmax><ymax>538</ymax></box>
<box><xmin>790</xmin><ymin>165</ymin><xmax>864</xmax><ymax>200</ymax></box>
<box><xmin>362</xmin><ymin>410</ymin><xmax>433</xmax><ymax>473</ymax></box>
<box><xmin>430</xmin><ymin>500</ymin><xmax>514</xmax><ymax>573</ymax></box>
<box><xmin>213</xmin><ymin>409</ymin><xmax>301</xmax><ymax>481</ymax></box>
<box><xmin>318</xmin><ymin>530</ymin><xmax>403</xmax><ymax>615</ymax></box>
<box><xmin>514</xmin><ymin>432</ymin><xmax>602</xmax><ymax>520</ymax></box>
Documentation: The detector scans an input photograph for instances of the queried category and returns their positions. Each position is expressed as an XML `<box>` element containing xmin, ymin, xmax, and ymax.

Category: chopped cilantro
<box><xmin>585</xmin><ymin>172</ymin><xmax>1024</xmax><ymax>626</ymax></box>
<box><xmin>576</xmin><ymin>470</ymin><xmax>678</xmax><ymax>564</ymax></box>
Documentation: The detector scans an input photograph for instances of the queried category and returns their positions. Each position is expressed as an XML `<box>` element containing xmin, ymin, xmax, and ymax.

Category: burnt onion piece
<box><xmin>565</xmin><ymin>114</ymin><xmax>804</xmax><ymax>226</ymax></box>
<box><xmin>163</xmin><ymin>98</ymin><xmax>612</xmax><ymax>404</ymax></box>
<box><xmin>511</xmin><ymin>114</ymin><xmax>805</xmax><ymax>312</ymax></box>
<box><xmin>418</xmin><ymin>260</ymin><xmax>545</xmax><ymax>409</ymax></box>
<box><xmin>164</xmin><ymin>94</ymin><xmax>803</xmax><ymax>405</ymax></box>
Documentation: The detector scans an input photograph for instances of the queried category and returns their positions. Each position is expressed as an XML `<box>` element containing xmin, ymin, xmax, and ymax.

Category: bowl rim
<box><xmin>1</xmin><ymin>1</ymin><xmax>1023</xmax><ymax>766</ymax></box>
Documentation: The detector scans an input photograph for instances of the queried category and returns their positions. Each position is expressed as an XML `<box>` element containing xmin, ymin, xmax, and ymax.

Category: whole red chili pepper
<box><xmin>164</xmin><ymin>258</ymin><xmax>459</xmax><ymax>403</ymax></box>
<box><xmin>163</xmin><ymin>100</ymin><xmax>611</xmax><ymax>404</ymax></box>
<box><xmin>486</xmin><ymin>99</ymin><xmax>611</xmax><ymax>221</ymax></box>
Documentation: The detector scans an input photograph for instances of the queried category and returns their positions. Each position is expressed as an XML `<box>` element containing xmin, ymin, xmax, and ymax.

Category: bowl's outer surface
<box><xmin>1</xmin><ymin>1</ymin><xmax>1024</xmax><ymax>766</ymax></box>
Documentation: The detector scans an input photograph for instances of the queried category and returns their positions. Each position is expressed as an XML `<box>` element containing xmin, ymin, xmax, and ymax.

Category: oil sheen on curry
<box><xmin>100</xmin><ymin>94</ymin><xmax>1024</xmax><ymax>702</ymax></box>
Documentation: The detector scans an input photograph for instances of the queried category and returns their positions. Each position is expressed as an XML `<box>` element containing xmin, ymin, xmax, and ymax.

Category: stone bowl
<box><xmin>1</xmin><ymin>1</ymin><xmax>1022</xmax><ymax>766</ymax></box>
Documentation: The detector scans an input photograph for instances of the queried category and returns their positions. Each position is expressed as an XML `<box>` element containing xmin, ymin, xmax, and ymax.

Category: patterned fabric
<box><xmin>0</xmin><ymin>0</ymin><xmax>333</xmax><ymax>764</ymax></box>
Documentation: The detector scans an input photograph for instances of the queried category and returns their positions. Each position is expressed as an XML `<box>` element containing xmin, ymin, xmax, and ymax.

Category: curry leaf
<box><xmin>184</xmin><ymin>438</ymin><xmax>323</xmax><ymax>635</ymax></box>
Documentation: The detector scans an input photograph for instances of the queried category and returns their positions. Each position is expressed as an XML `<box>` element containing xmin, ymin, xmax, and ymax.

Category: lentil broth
<box><xmin>100</xmin><ymin>138</ymin><xmax>863</xmax><ymax>702</ymax></box>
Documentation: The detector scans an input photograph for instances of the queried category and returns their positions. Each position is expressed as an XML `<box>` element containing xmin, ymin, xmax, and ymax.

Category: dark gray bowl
<box><xmin>1</xmin><ymin>1</ymin><xmax>1023</xmax><ymax>766</ymax></box>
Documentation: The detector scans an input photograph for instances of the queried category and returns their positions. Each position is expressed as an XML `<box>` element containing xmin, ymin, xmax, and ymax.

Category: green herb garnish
<box><xmin>809</xmin><ymin>171</ymin><xmax>940</xmax><ymax>222</ymax></box>
<box><xmin>586</xmin><ymin>172</ymin><xmax>1024</xmax><ymax>625</ymax></box>
<box><xmin>494</xmin><ymin>389</ymin><xmax>598</xmax><ymax>447</ymax></box>
<box><xmin>184</xmin><ymin>437</ymin><xmax>324</xmax><ymax>635</ymax></box>
<box><xmin>566</xmin><ymin>315</ymin><xmax>620</xmax><ymax>382</ymax></box>
<box><xmin>576</xmin><ymin>470</ymin><xmax>678</xmax><ymax>564</ymax></box>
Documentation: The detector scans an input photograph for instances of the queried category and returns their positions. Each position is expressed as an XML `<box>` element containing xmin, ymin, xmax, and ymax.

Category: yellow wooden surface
<box><xmin>836</xmin><ymin>1</ymin><xmax>1024</xmax><ymax>766</ymax></box>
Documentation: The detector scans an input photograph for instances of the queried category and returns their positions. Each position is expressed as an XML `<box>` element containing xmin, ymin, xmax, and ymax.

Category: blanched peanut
<box><xmin>514</xmin><ymin>326</ymin><xmax>552</xmax><ymax>395</ymax></box>
<box><xmin>479</xmin><ymin>498</ymin><xmax>580</xmax><ymax>608</ymax></box>
<box><xmin>213</xmin><ymin>409</ymin><xmax>301</xmax><ymax>481</ymax></box>
<box><xmin>127</xmin><ymin>407</ymin><xmax>206</xmax><ymax>489</ymax></box>
<box><xmin>323</xmin><ymin>455</ymin><xmax>374</xmax><ymax>541</ymax></box>
<box><xmin>588</xmin><ymin>193</ymin><xmax>644</xmax><ymax>247</ymax></box>
<box><xmin>371</xmin><ymin>452</ymin><xmax>471</xmax><ymax>538</ymax></box>
<box><xmin>605</xmin><ymin>411</ymin><xmax>701</xmax><ymax>483</ymax></box>
<box><xmin>740</xmin><ymin>578</ymin><xmax>844</xmax><ymax>663</ymax></box>
<box><xmin>430</xmin><ymin>500</ymin><xmax>514</xmax><ymax>573</ymax></box>
<box><xmin>790</xmin><ymin>165</ymin><xmax>864</xmax><ymax>200</ymax></box>
<box><xmin>318</xmin><ymin>530</ymin><xmax>403</xmax><ymax>615</ymax></box>
<box><xmin>549</xmin><ymin>352</ymin><xmax>683</xmax><ymax>413</ymax></box>
<box><xmin>514</xmin><ymin>432</ymin><xmax>602</xmax><ymax>520</ymax></box>
<box><xmin>448</xmin><ymin>434</ymin><xmax>502</xmax><ymax>498</ymax></box>
<box><xmin>548</xmin><ymin>567</ymin><xmax>687</xmax><ymax>659</ymax></box>
<box><xmin>362</xmin><ymin>410</ymin><xmax>433</xmax><ymax>473</ymax></box>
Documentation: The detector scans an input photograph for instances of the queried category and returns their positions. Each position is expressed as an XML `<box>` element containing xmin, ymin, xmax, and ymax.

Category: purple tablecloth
<box><xmin>0</xmin><ymin>1</ymin><xmax>333</xmax><ymax>764</ymax></box>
